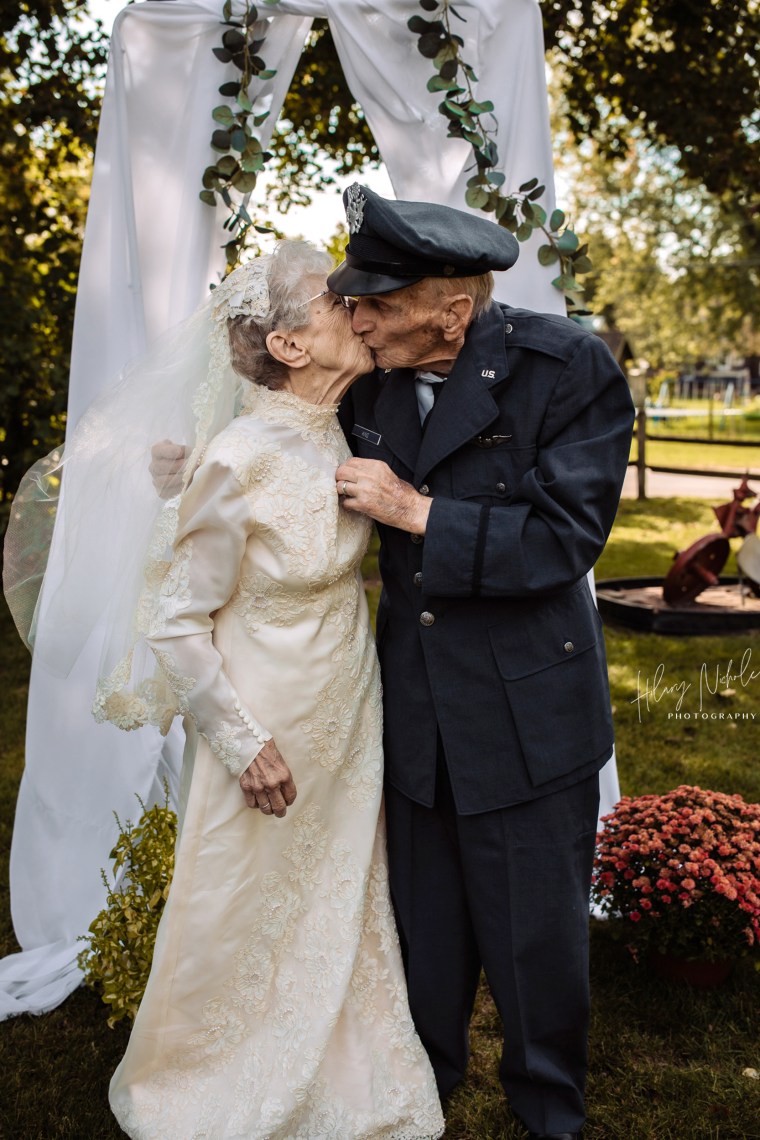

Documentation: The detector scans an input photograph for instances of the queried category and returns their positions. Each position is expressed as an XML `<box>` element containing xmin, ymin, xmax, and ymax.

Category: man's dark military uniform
<box><xmin>332</xmin><ymin>187</ymin><xmax>635</xmax><ymax>1138</ymax></box>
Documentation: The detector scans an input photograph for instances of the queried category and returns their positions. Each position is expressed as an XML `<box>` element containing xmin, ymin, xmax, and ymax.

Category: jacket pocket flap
<box><xmin>488</xmin><ymin>585</ymin><xmax>601</xmax><ymax>680</ymax></box>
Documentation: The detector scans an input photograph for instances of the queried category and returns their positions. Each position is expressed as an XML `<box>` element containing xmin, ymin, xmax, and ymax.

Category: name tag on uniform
<box><xmin>352</xmin><ymin>424</ymin><xmax>382</xmax><ymax>447</ymax></box>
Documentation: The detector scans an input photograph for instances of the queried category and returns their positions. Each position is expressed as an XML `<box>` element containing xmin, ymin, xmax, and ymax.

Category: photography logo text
<box><xmin>631</xmin><ymin>648</ymin><xmax>758</xmax><ymax>723</ymax></box>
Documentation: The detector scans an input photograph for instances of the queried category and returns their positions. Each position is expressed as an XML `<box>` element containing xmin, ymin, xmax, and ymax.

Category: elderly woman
<box><xmin>99</xmin><ymin>242</ymin><xmax>444</xmax><ymax>1138</ymax></box>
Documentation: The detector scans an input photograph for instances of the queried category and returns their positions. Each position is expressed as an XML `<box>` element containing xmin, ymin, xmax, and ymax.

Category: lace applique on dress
<box><xmin>209</xmin><ymin>722</ymin><xmax>244</xmax><ymax>775</ymax></box>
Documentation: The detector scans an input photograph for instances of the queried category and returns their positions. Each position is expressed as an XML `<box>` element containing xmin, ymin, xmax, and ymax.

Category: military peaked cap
<box><xmin>326</xmin><ymin>183</ymin><xmax>519</xmax><ymax>296</ymax></box>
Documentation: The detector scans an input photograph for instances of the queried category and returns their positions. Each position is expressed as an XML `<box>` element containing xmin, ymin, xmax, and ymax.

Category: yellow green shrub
<box><xmin>78</xmin><ymin>790</ymin><xmax>177</xmax><ymax>1027</ymax></box>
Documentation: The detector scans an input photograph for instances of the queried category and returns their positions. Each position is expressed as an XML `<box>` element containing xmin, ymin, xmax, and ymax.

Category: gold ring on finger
<box><xmin>342</xmin><ymin>480</ymin><xmax>348</xmax><ymax>496</ymax></box>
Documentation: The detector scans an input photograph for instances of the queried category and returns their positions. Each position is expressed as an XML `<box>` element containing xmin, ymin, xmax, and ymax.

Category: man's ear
<box><xmin>266</xmin><ymin>329</ymin><xmax>311</xmax><ymax>369</ymax></box>
<box><xmin>441</xmin><ymin>294</ymin><xmax>474</xmax><ymax>342</ymax></box>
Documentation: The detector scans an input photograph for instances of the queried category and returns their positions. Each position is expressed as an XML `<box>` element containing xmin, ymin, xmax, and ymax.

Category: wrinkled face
<box><xmin>298</xmin><ymin>276</ymin><xmax>373</xmax><ymax>379</ymax></box>
<box><xmin>350</xmin><ymin>281</ymin><xmax>451</xmax><ymax>370</ymax></box>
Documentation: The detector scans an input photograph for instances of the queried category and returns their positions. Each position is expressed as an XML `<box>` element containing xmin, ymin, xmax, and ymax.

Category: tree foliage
<box><xmin>543</xmin><ymin>0</ymin><xmax>759</xmax><ymax>253</ymax></box>
<box><xmin>0</xmin><ymin>1</ymin><xmax>107</xmax><ymax>502</ymax></box>
<box><xmin>556</xmin><ymin>115</ymin><xmax>759</xmax><ymax>369</ymax></box>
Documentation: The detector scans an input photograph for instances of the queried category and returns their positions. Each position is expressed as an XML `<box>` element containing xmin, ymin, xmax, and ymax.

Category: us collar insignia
<box><xmin>346</xmin><ymin>184</ymin><xmax>367</xmax><ymax>234</ymax></box>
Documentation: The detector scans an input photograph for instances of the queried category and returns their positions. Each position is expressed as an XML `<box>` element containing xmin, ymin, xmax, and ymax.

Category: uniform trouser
<box><xmin>384</xmin><ymin>752</ymin><xmax>600</xmax><ymax>1136</ymax></box>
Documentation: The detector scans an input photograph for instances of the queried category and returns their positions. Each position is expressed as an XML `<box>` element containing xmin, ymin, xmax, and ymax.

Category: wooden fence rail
<box><xmin>631</xmin><ymin>408</ymin><xmax>760</xmax><ymax>499</ymax></box>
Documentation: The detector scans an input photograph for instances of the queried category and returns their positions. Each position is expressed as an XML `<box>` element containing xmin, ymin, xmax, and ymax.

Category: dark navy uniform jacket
<box><xmin>339</xmin><ymin>301</ymin><xmax>635</xmax><ymax>815</ymax></box>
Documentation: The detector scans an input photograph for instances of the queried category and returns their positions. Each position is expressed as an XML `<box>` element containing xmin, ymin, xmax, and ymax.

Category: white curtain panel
<box><xmin>1</xmin><ymin>0</ymin><xmax>617</xmax><ymax>1019</ymax></box>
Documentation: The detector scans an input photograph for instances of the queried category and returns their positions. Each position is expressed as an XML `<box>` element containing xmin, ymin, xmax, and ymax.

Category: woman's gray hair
<box><xmin>228</xmin><ymin>241</ymin><xmax>333</xmax><ymax>389</ymax></box>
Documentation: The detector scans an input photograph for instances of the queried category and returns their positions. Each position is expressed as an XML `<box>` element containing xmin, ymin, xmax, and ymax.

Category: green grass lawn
<box><xmin>2</xmin><ymin>498</ymin><xmax>759</xmax><ymax>1139</ymax></box>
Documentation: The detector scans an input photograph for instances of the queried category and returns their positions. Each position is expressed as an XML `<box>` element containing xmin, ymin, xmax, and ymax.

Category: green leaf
<box><xmin>531</xmin><ymin>204</ymin><xmax>547</xmax><ymax>227</ymax></box>
<box><xmin>463</xmin><ymin>128</ymin><xmax>484</xmax><ymax>146</ymax></box>
<box><xmin>427</xmin><ymin>75</ymin><xmax>462</xmax><ymax>93</ymax></box>
<box><xmin>572</xmin><ymin>255</ymin><xmax>593</xmax><ymax>275</ymax></box>
<box><xmin>222</xmin><ymin>28</ymin><xmax>246</xmax><ymax>51</ymax></box>
<box><xmin>449</xmin><ymin>3</ymin><xmax>467</xmax><ymax>20</ymax></box>
<box><xmin>439</xmin><ymin>58</ymin><xmax>458</xmax><ymax>81</ymax></box>
<box><xmin>486</xmin><ymin>170</ymin><xmax>505</xmax><ymax>187</ymax></box>
<box><xmin>257</xmin><ymin>69</ymin><xmax>277</xmax><ymax>80</ymax></box>
<box><xmin>211</xmin><ymin>129</ymin><xmax>231</xmax><ymax>151</ymax></box>
<box><xmin>253</xmin><ymin>112</ymin><xmax>270</xmax><ymax>126</ymax></box>
<box><xmin>407</xmin><ymin>15</ymin><xmax>442</xmax><ymax>33</ymax></box>
<box><xmin>551</xmin><ymin>273</ymin><xmax>581</xmax><ymax>292</ymax></box>
<box><xmin>556</xmin><ymin>229</ymin><xmax>580</xmax><ymax>253</ymax></box>
<box><xmin>516</xmin><ymin>222</ymin><xmax>533</xmax><ymax>242</ymax></box>
<box><xmin>468</xmin><ymin>100</ymin><xmax>494</xmax><ymax>114</ymax></box>
<box><xmin>444</xmin><ymin>99</ymin><xmax>467</xmax><ymax>117</ymax></box>
<box><xmin>433</xmin><ymin>43</ymin><xmax>458</xmax><ymax>65</ymax></box>
<box><xmin>237</xmin><ymin>90</ymin><xmax>253</xmax><ymax>112</ymax></box>
<box><xmin>245</xmin><ymin>5</ymin><xmax>259</xmax><ymax>25</ymax></box>
<box><xmin>419</xmin><ymin>0</ymin><xmax>440</xmax><ymax>10</ymax></box>
<box><xmin>254</xmin><ymin>224</ymin><xmax>274</xmax><ymax>234</ymax></box>
<box><xmin>521</xmin><ymin>200</ymin><xmax>535</xmax><ymax>222</ymax></box>
<box><xmin>527</xmin><ymin>185</ymin><xmax>545</xmax><ymax>201</ymax></box>
<box><xmin>518</xmin><ymin>176</ymin><xmax>538</xmax><ymax>192</ymax></box>
<box><xmin>222</xmin><ymin>0</ymin><xmax>232</xmax><ymax>20</ymax></box>
<box><xmin>549</xmin><ymin>208</ymin><xmax>566</xmax><ymax>232</ymax></box>
<box><xmin>212</xmin><ymin>105</ymin><xmax>235</xmax><ymax>126</ymax></box>
<box><xmin>419</xmin><ymin>32</ymin><xmax>446</xmax><ymax>57</ymax></box>
<box><xmin>465</xmin><ymin>185</ymin><xmax>489</xmax><ymax>209</ymax></box>
<box><xmin>538</xmin><ymin>244</ymin><xmax>559</xmax><ymax>266</ymax></box>
<box><xmin>494</xmin><ymin>196</ymin><xmax>509</xmax><ymax>220</ymax></box>
<box><xmin>218</xmin><ymin>81</ymin><xmax>240</xmax><ymax>97</ymax></box>
<box><xmin>499</xmin><ymin>214</ymin><xmax>518</xmax><ymax>233</ymax></box>
<box><xmin>241</xmin><ymin>153</ymin><xmax>265</xmax><ymax>173</ymax></box>
<box><xmin>230</xmin><ymin>128</ymin><xmax>248</xmax><ymax>151</ymax></box>
<box><xmin>243</xmin><ymin>137</ymin><xmax>263</xmax><ymax>157</ymax></box>
<box><xmin>231</xmin><ymin>170</ymin><xmax>259</xmax><ymax>193</ymax></box>
<box><xmin>212</xmin><ymin>47</ymin><xmax>232</xmax><ymax>63</ymax></box>
<box><xmin>202</xmin><ymin>167</ymin><xmax>219</xmax><ymax>189</ymax></box>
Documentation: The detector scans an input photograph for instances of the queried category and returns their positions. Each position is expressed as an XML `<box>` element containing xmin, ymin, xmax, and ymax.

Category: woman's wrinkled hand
<box><xmin>239</xmin><ymin>739</ymin><xmax>297</xmax><ymax>818</ymax></box>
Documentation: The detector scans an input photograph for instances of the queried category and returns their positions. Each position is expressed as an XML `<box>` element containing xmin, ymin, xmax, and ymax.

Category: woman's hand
<box><xmin>239</xmin><ymin>739</ymin><xmax>297</xmax><ymax>818</ymax></box>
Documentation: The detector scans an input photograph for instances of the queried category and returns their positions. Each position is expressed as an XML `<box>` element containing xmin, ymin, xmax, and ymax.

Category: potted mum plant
<box><xmin>592</xmin><ymin>785</ymin><xmax>760</xmax><ymax>986</ymax></box>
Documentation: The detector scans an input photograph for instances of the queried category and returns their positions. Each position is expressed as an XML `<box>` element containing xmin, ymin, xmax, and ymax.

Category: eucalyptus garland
<box><xmin>202</xmin><ymin>0</ymin><xmax>590</xmax><ymax>305</ymax></box>
<box><xmin>200</xmin><ymin>0</ymin><xmax>276</xmax><ymax>271</ymax></box>
<box><xmin>409</xmin><ymin>0</ymin><xmax>591</xmax><ymax>306</ymax></box>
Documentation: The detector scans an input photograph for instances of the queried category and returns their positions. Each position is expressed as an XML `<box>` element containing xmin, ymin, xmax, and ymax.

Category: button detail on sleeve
<box><xmin>419</xmin><ymin>611</ymin><xmax>435</xmax><ymax>627</ymax></box>
<box><xmin>563</xmin><ymin>641</ymin><xmax>574</xmax><ymax>653</ymax></box>
<box><xmin>496</xmin><ymin>482</ymin><xmax>506</xmax><ymax>494</ymax></box>
<box><xmin>413</xmin><ymin>572</ymin><xmax>423</xmax><ymax>587</ymax></box>
<box><xmin>504</xmin><ymin>322</ymin><xmax>513</xmax><ymax>334</ymax></box>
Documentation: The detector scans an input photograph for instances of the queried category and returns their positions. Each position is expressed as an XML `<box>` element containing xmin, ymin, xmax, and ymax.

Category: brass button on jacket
<box><xmin>563</xmin><ymin>640</ymin><xmax>574</xmax><ymax>653</ymax></box>
<box><xmin>419</xmin><ymin>611</ymin><xmax>435</xmax><ymax>627</ymax></box>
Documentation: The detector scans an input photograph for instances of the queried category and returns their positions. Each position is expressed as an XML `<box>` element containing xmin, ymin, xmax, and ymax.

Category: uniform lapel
<box><xmin>414</xmin><ymin>304</ymin><xmax>509</xmax><ymax>484</ymax></box>
<box><xmin>373</xmin><ymin>368</ymin><xmax>422</xmax><ymax>476</ymax></box>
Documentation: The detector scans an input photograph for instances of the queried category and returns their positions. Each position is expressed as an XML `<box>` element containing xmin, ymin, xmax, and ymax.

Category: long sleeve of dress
<box><xmin>146</xmin><ymin>454</ymin><xmax>272</xmax><ymax>778</ymax></box>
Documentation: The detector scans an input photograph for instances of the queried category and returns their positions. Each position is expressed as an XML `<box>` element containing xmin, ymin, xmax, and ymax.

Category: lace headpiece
<box><xmin>212</xmin><ymin>257</ymin><xmax>272</xmax><ymax>323</ymax></box>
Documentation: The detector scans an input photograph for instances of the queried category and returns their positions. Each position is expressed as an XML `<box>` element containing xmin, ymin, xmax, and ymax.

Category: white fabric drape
<box><xmin>2</xmin><ymin>0</ymin><xmax>618</xmax><ymax>1019</ymax></box>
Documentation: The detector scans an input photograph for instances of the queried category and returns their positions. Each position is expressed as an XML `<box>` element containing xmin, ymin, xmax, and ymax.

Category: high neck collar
<box><xmin>239</xmin><ymin>381</ymin><xmax>339</xmax><ymax>426</ymax></box>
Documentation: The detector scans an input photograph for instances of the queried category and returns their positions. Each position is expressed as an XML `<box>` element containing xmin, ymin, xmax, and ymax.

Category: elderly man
<box><xmin>329</xmin><ymin>185</ymin><xmax>635</xmax><ymax>1140</ymax></box>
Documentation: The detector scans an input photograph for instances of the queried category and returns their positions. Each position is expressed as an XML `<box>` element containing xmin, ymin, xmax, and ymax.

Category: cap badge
<box><xmin>346</xmin><ymin>184</ymin><xmax>367</xmax><ymax>235</ymax></box>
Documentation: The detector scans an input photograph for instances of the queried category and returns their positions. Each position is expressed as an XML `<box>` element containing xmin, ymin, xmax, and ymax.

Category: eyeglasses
<box><xmin>307</xmin><ymin>289</ymin><xmax>355</xmax><ymax>309</ymax></box>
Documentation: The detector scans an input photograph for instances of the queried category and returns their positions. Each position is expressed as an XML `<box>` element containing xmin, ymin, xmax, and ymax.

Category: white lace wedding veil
<box><xmin>3</xmin><ymin>241</ymin><xmax>332</xmax><ymax>732</ymax></box>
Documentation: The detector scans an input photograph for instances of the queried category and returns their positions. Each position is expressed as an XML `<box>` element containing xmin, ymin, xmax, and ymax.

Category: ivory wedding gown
<box><xmin>108</xmin><ymin>384</ymin><xmax>444</xmax><ymax>1139</ymax></box>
